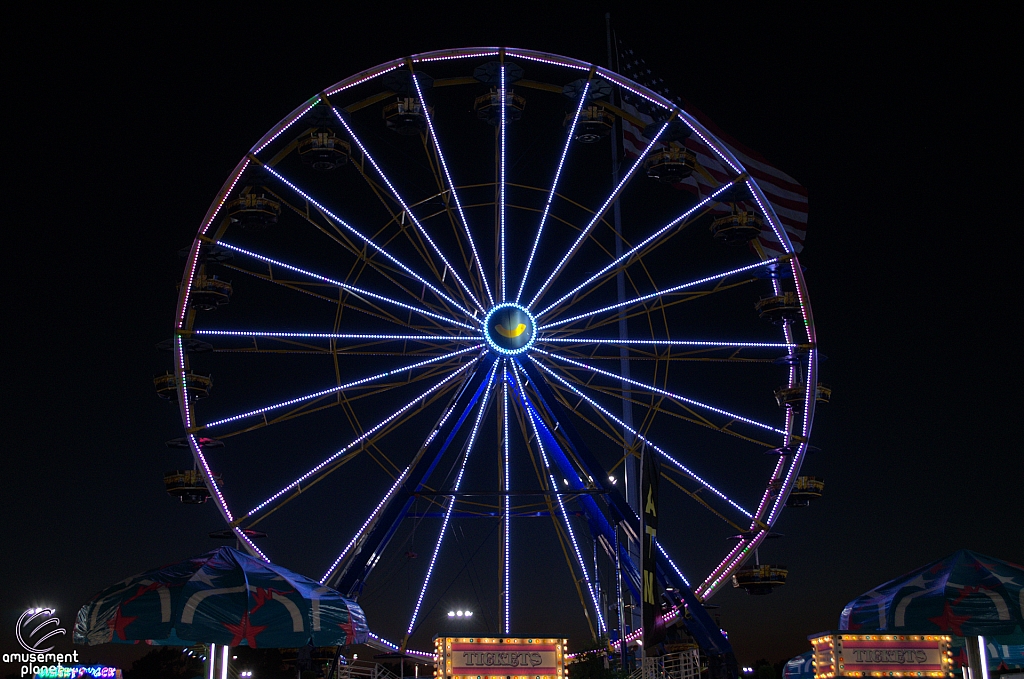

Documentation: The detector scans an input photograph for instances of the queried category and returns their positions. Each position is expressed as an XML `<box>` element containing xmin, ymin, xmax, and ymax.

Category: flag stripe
<box><xmin>616</xmin><ymin>41</ymin><xmax>807</xmax><ymax>255</ymax></box>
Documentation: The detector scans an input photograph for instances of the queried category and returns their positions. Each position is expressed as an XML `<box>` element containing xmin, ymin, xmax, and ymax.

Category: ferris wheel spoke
<box><xmin>324</xmin><ymin>101</ymin><xmax>485</xmax><ymax>314</ymax></box>
<box><xmin>535</xmin><ymin>181</ymin><xmax>745</xmax><ymax>319</ymax></box>
<box><xmin>207</xmin><ymin>362</ymin><xmax>462</xmax><ymax>445</ymax></box>
<box><xmin>536</xmin><ymin>341</ymin><xmax>790</xmax><ymax>368</ymax></box>
<box><xmin>508</xmin><ymin>363</ymin><xmax>607</xmax><ymax>634</ymax></box>
<box><xmin>255</xmin><ymin>162</ymin><xmax>478</xmax><ymax>319</ymax></box>
<box><xmin>500</xmin><ymin>362</ymin><xmax>510</xmax><ymax>632</ymax></box>
<box><xmin>321</xmin><ymin>373</ymin><xmax>471</xmax><ymax>585</ymax></box>
<box><xmin>215</xmin><ymin>240</ymin><xmax>475</xmax><ymax>330</ymax></box>
<box><xmin>525</xmin><ymin>118</ymin><xmax>671</xmax><ymax>311</ymax></box>
<box><xmin>540</xmin><ymin>337</ymin><xmax>796</xmax><ymax>352</ymax></box>
<box><xmin>530</xmin><ymin>356</ymin><xmax>755</xmax><ymax>521</ymax></box>
<box><xmin>192</xmin><ymin>330</ymin><xmax>481</xmax><ymax>344</ymax></box>
<box><xmin>239</xmin><ymin>359</ymin><xmax>478</xmax><ymax>524</ymax></box>
<box><xmin>515</xmin><ymin>81</ymin><xmax>592</xmax><ymax>305</ymax></box>
<box><xmin>655</xmin><ymin>540</ymin><xmax>691</xmax><ymax>588</ymax></box>
<box><xmin>268</xmin><ymin>188</ymin><xmax>470</xmax><ymax>324</ymax></box>
<box><xmin>534</xmin><ymin>348</ymin><xmax>785</xmax><ymax>436</ymax></box>
<box><xmin>406</xmin><ymin>361</ymin><xmax>499</xmax><ymax>638</ymax></box>
<box><xmin>411</xmin><ymin>70</ymin><xmax>495</xmax><ymax>308</ymax></box>
<box><xmin>539</xmin><ymin>257</ymin><xmax>781</xmax><ymax>330</ymax></box>
<box><xmin>201</xmin><ymin>345</ymin><xmax>480</xmax><ymax>431</ymax></box>
<box><xmin>220</xmin><ymin>261</ymin><xmax>463</xmax><ymax>336</ymax></box>
<box><xmin>498</xmin><ymin>65</ymin><xmax>509</xmax><ymax>303</ymax></box>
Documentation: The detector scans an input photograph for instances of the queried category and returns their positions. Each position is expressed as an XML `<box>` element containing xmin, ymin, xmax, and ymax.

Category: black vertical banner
<box><xmin>641</xmin><ymin>444</ymin><xmax>660</xmax><ymax>652</ymax></box>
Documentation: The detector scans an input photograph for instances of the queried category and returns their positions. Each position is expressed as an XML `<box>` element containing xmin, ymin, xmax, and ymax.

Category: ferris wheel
<box><xmin>162</xmin><ymin>47</ymin><xmax>822</xmax><ymax>655</ymax></box>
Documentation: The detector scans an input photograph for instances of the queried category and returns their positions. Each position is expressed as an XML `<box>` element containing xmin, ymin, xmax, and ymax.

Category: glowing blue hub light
<box><xmin>483</xmin><ymin>303</ymin><xmax>537</xmax><ymax>355</ymax></box>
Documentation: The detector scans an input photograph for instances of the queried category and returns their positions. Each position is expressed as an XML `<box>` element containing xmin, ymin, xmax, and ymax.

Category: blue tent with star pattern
<box><xmin>839</xmin><ymin>550</ymin><xmax>1023</xmax><ymax>670</ymax></box>
<box><xmin>74</xmin><ymin>547</ymin><xmax>368</xmax><ymax>648</ymax></box>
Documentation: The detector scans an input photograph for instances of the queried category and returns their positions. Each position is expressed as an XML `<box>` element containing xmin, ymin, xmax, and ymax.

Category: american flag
<box><xmin>616</xmin><ymin>41</ymin><xmax>808</xmax><ymax>257</ymax></box>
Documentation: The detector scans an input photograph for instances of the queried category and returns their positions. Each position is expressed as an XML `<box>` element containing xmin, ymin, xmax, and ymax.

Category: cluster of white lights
<box><xmin>527</xmin><ymin>121</ymin><xmax>668</xmax><ymax>310</ymax></box>
<box><xmin>254</xmin><ymin>101</ymin><xmax>318</xmax><ymax>154</ymax></box>
<box><xmin>446</xmin><ymin>610</ymin><xmax>473</xmax><ymax>617</ymax></box>
<box><xmin>329</xmin><ymin>105</ymin><xmax>483</xmax><ymax>313</ymax></box>
<box><xmin>257</xmin><ymin>164</ymin><xmax>475</xmax><ymax>318</ymax></box>
<box><xmin>533</xmin><ymin>349</ymin><xmax>785</xmax><ymax>435</ymax></box>
<box><xmin>504</xmin><ymin>51</ymin><xmax>588</xmax><ymax>71</ymax></box>
<box><xmin>206</xmin><ymin>345</ymin><xmax>479</xmax><ymax>429</ymax></box>
<box><xmin>239</xmin><ymin>671</ymin><xmax>253</xmax><ymax>677</ymax></box>
<box><xmin>530</xmin><ymin>358</ymin><xmax>753</xmax><ymax>518</ymax></box>
<box><xmin>197</xmin><ymin>158</ymin><xmax>249</xmax><ymax>239</ymax></box>
<box><xmin>411</xmin><ymin>71</ymin><xmax>493</xmax><ymax>308</ymax></box>
<box><xmin>516</xmin><ymin>79</ymin><xmax>591</xmax><ymax>304</ymax></box>
<box><xmin>407</xmin><ymin>362</ymin><xmax>498</xmax><ymax>636</ymax></box>
<box><xmin>510</xmin><ymin>363</ymin><xmax>606</xmax><ymax>633</ymax></box>
<box><xmin>746</xmin><ymin>182</ymin><xmax>789</xmax><ymax>251</ymax></box>
<box><xmin>216</xmin><ymin>240</ymin><xmax>473</xmax><ymax>329</ymax></box>
<box><xmin>535</xmin><ymin>181</ymin><xmax>741</xmax><ymax>318</ymax></box>
<box><xmin>325</xmin><ymin>64</ymin><xmax>400</xmax><ymax>97</ymax></box>
<box><xmin>189</xmin><ymin>433</ymin><xmax>235</xmax><ymax>525</ymax></box>
<box><xmin>540</xmin><ymin>257</ymin><xmax>781</xmax><ymax>329</ymax></box>
<box><xmin>415</xmin><ymin>50</ymin><xmax>500</xmax><ymax>63</ymax></box>
<box><xmin>246</xmin><ymin>361</ymin><xmax>477</xmax><ymax>518</ymax></box>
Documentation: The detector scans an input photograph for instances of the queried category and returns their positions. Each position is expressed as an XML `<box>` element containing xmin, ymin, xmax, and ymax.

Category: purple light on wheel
<box><xmin>325</xmin><ymin>64</ymin><xmax>400</xmax><ymax>97</ymax></box>
<box><xmin>244</xmin><ymin>360</ymin><xmax>478</xmax><ymax>519</ymax></box>
<box><xmin>517</xmin><ymin>80</ymin><xmax>591</xmax><ymax>305</ymax></box>
<box><xmin>407</xmin><ymin>361</ymin><xmax>498</xmax><ymax>636</ymax></box>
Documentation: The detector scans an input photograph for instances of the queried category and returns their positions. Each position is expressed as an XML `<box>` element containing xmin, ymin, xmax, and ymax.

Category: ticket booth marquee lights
<box><xmin>809</xmin><ymin>633</ymin><xmax>954</xmax><ymax>679</ymax></box>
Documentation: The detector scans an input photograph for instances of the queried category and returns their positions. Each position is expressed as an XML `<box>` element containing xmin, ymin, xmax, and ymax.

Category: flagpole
<box><xmin>606</xmin><ymin>11</ymin><xmax>638</xmax><ymax>669</ymax></box>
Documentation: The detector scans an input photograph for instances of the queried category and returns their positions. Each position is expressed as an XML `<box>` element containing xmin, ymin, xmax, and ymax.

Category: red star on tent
<box><xmin>952</xmin><ymin>585</ymin><xmax>986</xmax><ymax>606</ymax></box>
<box><xmin>125</xmin><ymin>582</ymin><xmax>163</xmax><ymax>603</ymax></box>
<box><xmin>952</xmin><ymin>647</ymin><xmax>969</xmax><ymax>667</ymax></box>
<box><xmin>338</xmin><ymin>618</ymin><xmax>355</xmax><ymax>644</ymax></box>
<box><xmin>107</xmin><ymin>606</ymin><xmax>138</xmax><ymax>641</ymax></box>
<box><xmin>928</xmin><ymin>602</ymin><xmax>972</xmax><ymax>636</ymax></box>
<box><xmin>250</xmin><ymin>587</ymin><xmax>291</xmax><ymax>613</ymax></box>
<box><xmin>223</xmin><ymin>612</ymin><xmax>267</xmax><ymax>647</ymax></box>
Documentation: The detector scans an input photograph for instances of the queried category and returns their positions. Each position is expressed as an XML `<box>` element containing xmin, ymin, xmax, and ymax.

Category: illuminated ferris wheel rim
<box><xmin>170</xmin><ymin>46</ymin><xmax>819</xmax><ymax>650</ymax></box>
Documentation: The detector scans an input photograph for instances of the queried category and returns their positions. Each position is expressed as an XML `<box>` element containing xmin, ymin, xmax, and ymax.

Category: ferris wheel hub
<box><xmin>483</xmin><ymin>302</ymin><xmax>537</xmax><ymax>356</ymax></box>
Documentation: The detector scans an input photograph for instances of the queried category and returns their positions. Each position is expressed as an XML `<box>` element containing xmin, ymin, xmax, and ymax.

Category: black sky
<box><xmin>2</xmin><ymin>3</ymin><xmax>1018</xmax><ymax>670</ymax></box>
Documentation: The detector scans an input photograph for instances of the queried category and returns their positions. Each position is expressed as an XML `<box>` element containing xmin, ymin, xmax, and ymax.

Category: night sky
<box><xmin>4</xmin><ymin>4</ymin><xmax>1018</xmax><ymax>672</ymax></box>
